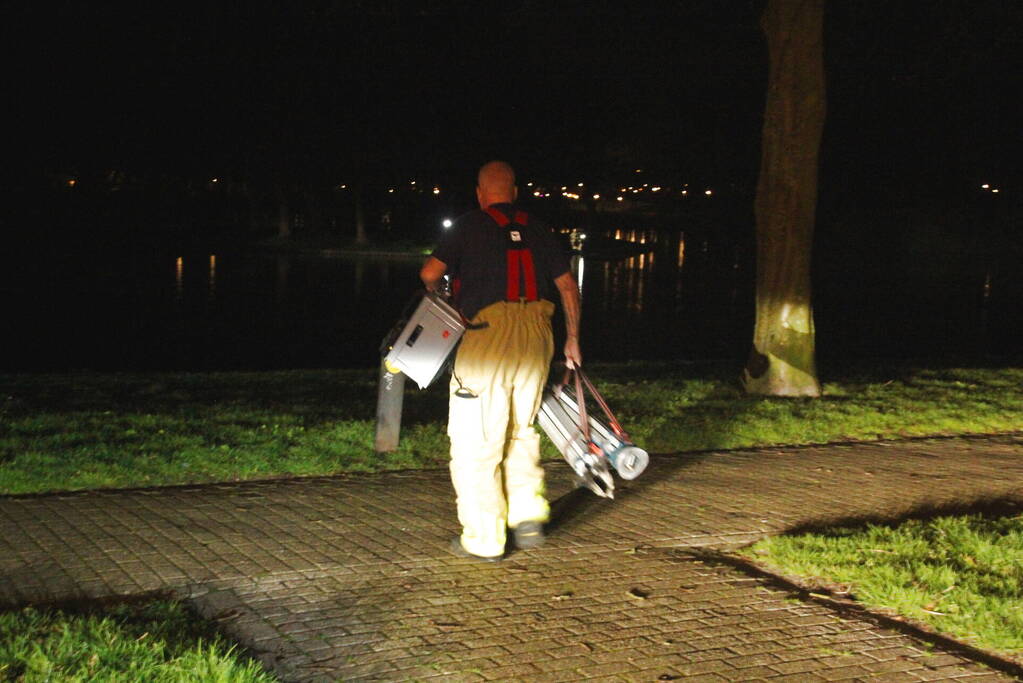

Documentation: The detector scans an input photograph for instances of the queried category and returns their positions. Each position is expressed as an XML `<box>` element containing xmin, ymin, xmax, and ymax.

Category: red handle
<box><xmin>555</xmin><ymin>367</ymin><xmax>630</xmax><ymax>445</ymax></box>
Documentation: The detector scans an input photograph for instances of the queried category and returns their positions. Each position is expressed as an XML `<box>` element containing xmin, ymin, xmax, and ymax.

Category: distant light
<box><xmin>67</xmin><ymin>179</ymin><xmax>77</xmax><ymax>187</ymax></box>
<box><xmin>981</xmin><ymin>184</ymin><xmax>990</xmax><ymax>189</ymax></box>
<box><xmin>388</xmin><ymin>188</ymin><xmax>395</xmax><ymax>193</ymax></box>
<box><xmin>442</xmin><ymin>218</ymin><xmax>453</xmax><ymax>229</ymax></box>
<box><xmin>592</xmin><ymin>193</ymin><xmax>601</xmax><ymax>200</ymax></box>
<box><xmin>527</xmin><ymin>182</ymin><xmax>533</xmax><ymax>187</ymax></box>
<box><xmin>651</xmin><ymin>186</ymin><xmax>661</xmax><ymax>192</ymax></box>
<box><xmin>681</xmin><ymin>190</ymin><xmax>688</xmax><ymax>196</ymax></box>
<box><xmin>580</xmin><ymin>233</ymin><xmax>587</xmax><ymax>240</ymax></box>
<box><xmin>339</xmin><ymin>184</ymin><xmax>347</xmax><ymax>189</ymax></box>
<box><xmin>211</xmin><ymin>178</ymin><xmax>219</xmax><ymax>183</ymax></box>
<box><xmin>992</xmin><ymin>188</ymin><xmax>1000</xmax><ymax>193</ymax></box>
<box><xmin>561</xmin><ymin>186</ymin><xmax>567</xmax><ymax>191</ymax></box>
<box><xmin>577</xmin><ymin>182</ymin><xmax>584</xmax><ymax>187</ymax></box>
<box><xmin>533</xmin><ymin>191</ymin><xmax>542</xmax><ymax>197</ymax></box>
<box><xmin>635</xmin><ymin>169</ymin><xmax>642</xmax><ymax>173</ymax></box>
<box><xmin>705</xmin><ymin>189</ymin><xmax>713</xmax><ymax>196</ymax></box>
<box><xmin>433</xmin><ymin>187</ymin><xmax>440</xmax><ymax>195</ymax></box>
<box><xmin>411</xmin><ymin>180</ymin><xmax>416</xmax><ymax>185</ymax></box>
<box><xmin>616</xmin><ymin>196</ymin><xmax>624</xmax><ymax>202</ymax></box>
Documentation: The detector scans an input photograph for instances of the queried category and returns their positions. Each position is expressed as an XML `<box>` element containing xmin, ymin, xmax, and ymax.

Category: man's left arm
<box><xmin>554</xmin><ymin>271</ymin><xmax>582</xmax><ymax>368</ymax></box>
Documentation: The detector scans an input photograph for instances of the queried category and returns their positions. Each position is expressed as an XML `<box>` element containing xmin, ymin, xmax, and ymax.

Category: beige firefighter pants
<box><xmin>448</xmin><ymin>299</ymin><xmax>555</xmax><ymax>557</ymax></box>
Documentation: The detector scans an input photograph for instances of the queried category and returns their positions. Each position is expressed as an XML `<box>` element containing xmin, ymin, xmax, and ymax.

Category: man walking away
<box><xmin>421</xmin><ymin>161</ymin><xmax>582</xmax><ymax>561</ymax></box>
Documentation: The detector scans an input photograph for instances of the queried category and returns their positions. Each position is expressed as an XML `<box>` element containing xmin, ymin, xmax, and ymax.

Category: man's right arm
<box><xmin>554</xmin><ymin>271</ymin><xmax>582</xmax><ymax>368</ymax></box>
<box><xmin>420</xmin><ymin>256</ymin><xmax>447</xmax><ymax>292</ymax></box>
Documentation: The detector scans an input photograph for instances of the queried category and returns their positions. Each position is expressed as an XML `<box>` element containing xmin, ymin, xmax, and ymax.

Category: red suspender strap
<box><xmin>485</xmin><ymin>206</ymin><xmax>510</xmax><ymax>227</ymax></box>
<box><xmin>506</xmin><ymin>250</ymin><xmax>521</xmax><ymax>299</ymax></box>
<box><xmin>517</xmin><ymin>211</ymin><xmax>537</xmax><ymax>300</ymax></box>
<box><xmin>520</xmin><ymin>250</ymin><xmax>537</xmax><ymax>300</ymax></box>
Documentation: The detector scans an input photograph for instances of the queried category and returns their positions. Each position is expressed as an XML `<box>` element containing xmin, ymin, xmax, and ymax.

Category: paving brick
<box><xmin>724</xmin><ymin>652</ymin><xmax>780</xmax><ymax>669</ymax></box>
<box><xmin>532</xmin><ymin>654</ymin><xmax>598</xmax><ymax>673</ymax></box>
<box><xmin>574</xmin><ymin>659</ymin><xmax>644</xmax><ymax>678</ymax></box>
<box><xmin>477</xmin><ymin>662</ymin><xmax>542</xmax><ymax>679</ymax></box>
<box><xmin>871</xmin><ymin>674</ymin><xmax>930</xmax><ymax>683</ymax></box>
<box><xmin>772</xmin><ymin>657</ymin><xmax>832</xmax><ymax>675</ymax></box>
<box><xmin>913</xmin><ymin>665</ymin><xmax>973</xmax><ymax>680</ymax></box>
<box><xmin>727</xmin><ymin>639</ymin><xmax>789</xmax><ymax>656</ymax></box>
<box><xmin>867</xmin><ymin>656</ymin><xmax>927</xmax><ymax>674</ymax></box>
<box><xmin>521</xmin><ymin>670</ymin><xmax>584</xmax><ymax>683</ymax></box>
<box><xmin>816</xmin><ymin>663</ymin><xmax>885</xmax><ymax>680</ymax></box>
<box><xmin>677</xmin><ymin>657</ymin><xmax>737</xmax><ymax>676</ymax></box>
<box><xmin>673</xmin><ymin>673</ymin><xmax>731</xmax><ymax>683</ymax></box>
<box><xmin>621</xmin><ymin>653</ymin><xmax>689</xmax><ymax>670</ymax></box>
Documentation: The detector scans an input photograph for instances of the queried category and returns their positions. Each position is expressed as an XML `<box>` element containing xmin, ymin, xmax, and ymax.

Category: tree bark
<box><xmin>743</xmin><ymin>0</ymin><xmax>826</xmax><ymax>397</ymax></box>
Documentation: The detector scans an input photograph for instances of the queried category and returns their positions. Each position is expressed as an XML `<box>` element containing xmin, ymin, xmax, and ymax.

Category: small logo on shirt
<box><xmin>510</xmin><ymin>230</ymin><xmax>521</xmax><ymax>242</ymax></box>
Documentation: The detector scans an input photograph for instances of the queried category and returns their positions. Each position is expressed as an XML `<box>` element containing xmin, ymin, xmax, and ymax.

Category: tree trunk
<box><xmin>354</xmin><ymin>184</ymin><xmax>368</xmax><ymax>245</ymax></box>
<box><xmin>743</xmin><ymin>0</ymin><xmax>826</xmax><ymax>397</ymax></box>
<box><xmin>304</xmin><ymin>188</ymin><xmax>325</xmax><ymax>233</ymax></box>
<box><xmin>275</xmin><ymin>184</ymin><xmax>291</xmax><ymax>240</ymax></box>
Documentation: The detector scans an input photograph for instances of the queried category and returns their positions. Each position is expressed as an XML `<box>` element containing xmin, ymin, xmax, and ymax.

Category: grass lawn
<box><xmin>0</xmin><ymin>600</ymin><xmax>276</xmax><ymax>682</ymax></box>
<box><xmin>741</xmin><ymin>506</ymin><xmax>1023</xmax><ymax>661</ymax></box>
<box><xmin>2</xmin><ymin>361</ymin><xmax>1022</xmax><ymax>495</ymax></box>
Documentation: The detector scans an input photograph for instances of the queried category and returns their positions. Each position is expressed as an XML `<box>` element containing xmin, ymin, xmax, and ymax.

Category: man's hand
<box><xmin>420</xmin><ymin>256</ymin><xmax>447</xmax><ymax>292</ymax></box>
<box><xmin>564</xmin><ymin>336</ymin><xmax>582</xmax><ymax>369</ymax></box>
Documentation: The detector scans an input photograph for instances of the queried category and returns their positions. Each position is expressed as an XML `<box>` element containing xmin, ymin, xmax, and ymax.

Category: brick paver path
<box><xmin>2</xmin><ymin>435</ymin><xmax>1022</xmax><ymax>681</ymax></box>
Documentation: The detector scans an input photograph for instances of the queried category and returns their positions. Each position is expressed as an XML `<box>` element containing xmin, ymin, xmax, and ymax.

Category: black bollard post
<box><xmin>374</xmin><ymin>359</ymin><xmax>405</xmax><ymax>453</ymax></box>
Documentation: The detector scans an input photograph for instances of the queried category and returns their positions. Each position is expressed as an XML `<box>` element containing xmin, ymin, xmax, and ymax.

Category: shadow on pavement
<box><xmin>545</xmin><ymin>450</ymin><xmax>717</xmax><ymax>536</ymax></box>
<box><xmin>779</xmin><ymin>495</ymin><xmax>1023</xmax><ymax>537</ymax></box>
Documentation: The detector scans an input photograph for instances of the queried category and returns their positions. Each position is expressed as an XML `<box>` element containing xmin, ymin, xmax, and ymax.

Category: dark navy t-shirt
<box><xmin>431</xmin><ymin>203</ymin><xmax>571</xmax><ymax>321</ymax></box>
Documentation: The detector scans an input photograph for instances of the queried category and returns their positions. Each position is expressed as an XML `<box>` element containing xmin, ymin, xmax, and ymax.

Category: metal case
<box><xmin>383</xmin><ymin>293</ymin><xmax>465</xmax><ymax>389</ymax></box>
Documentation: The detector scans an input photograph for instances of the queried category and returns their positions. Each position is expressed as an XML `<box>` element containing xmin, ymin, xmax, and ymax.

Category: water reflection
<box><xmin>208</xmin><ymin>254</ymin><xmax>217</xmax><ymax>302</ymax></box>
<box><xmin>7</xmin><ymin>225</ymin><xmax>1016</xmax><ymax>374</ymax></box>
<box><xmin>117</xmin><ymin>230</ymin><xmax>1023</xmax><ymax>371</ymax></box>
<box><xmin>980</xmin><ymin>269</ymin><xmax>993</xmax><ymax>355</ymax></box>
<box><xmin>154</xmin><ymin>227</ymin><xmax>751</xmax><ymax>369</ymax></box>
<box><xmin>354</xmin><ymin>259</ymin><xmax>365</xmax><ymax>298</ymax></box>
<box><xmin>275</xmin><ymin>254</ymin><xmax>289</xmax><ymax>306</ymax></box>
<box><xmin>612</xmin><ymin>228</ymin><xmax>659</xmax><ymax>245</ymax></box>
<box><xmin>172</xmin><ymin>254</ymin><xmax>218</xmax><ymax>307</ymax></box>
<box><xmin>174</xmin><ymin>256</ymin><xmax>184</xmax><ymax>304</ymax></box>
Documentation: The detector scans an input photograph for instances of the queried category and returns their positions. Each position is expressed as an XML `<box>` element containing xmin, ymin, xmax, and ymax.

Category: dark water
<box><xmin>2</xmin><ymin>227</ymin><xmax>1019</xmax><ymax>373</ymax></box>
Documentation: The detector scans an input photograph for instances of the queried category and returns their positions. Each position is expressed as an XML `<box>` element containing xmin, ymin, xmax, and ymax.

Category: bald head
<box><xmin>476</xmin><ymin>161</ymin><xmax>518</xmax><ymax>209</ymax></box>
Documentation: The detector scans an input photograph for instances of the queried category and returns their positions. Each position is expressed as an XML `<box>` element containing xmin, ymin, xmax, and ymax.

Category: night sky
<box><xmin>8</xmin><ymin>2</ymin><xmax>1022</xmax><ymax>194</ymax></box>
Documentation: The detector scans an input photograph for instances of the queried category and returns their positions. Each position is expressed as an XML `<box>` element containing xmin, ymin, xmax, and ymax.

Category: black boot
<box><xmin>512</xmin><ymin>521</ymin><xmax>545</xmax><ymax>549</ymax></box>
